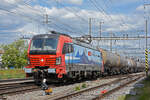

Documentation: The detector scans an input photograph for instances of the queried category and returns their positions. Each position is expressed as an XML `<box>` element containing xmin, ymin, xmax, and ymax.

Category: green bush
<box><xmin>1</xmin><ymin>39</ymin><xmax>27</xmax><ymax>69</ymax></box>
<box><xmin>82</xmin><ymin>83</ymin><xmax>87</xmax><ymax>88</ymax></box>
<box><xmin>75</xmin><ymin>86</ymin><xmax>80</xmax><ymax>91</ymax></box>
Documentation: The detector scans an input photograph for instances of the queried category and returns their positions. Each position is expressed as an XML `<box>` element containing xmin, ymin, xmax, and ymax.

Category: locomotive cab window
<box><xmin>62</xmin><ymin>43</ymin><xmax>73</xmax><ymax>54</ymax></box>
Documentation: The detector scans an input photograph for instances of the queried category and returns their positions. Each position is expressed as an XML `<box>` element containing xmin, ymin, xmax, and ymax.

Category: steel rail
<box><xmin>0</xmin><ymin>77</ymin><xmax>33</xmax><ymax>83</ymax></box>
<box><xmin>93</xmin><ymin>75</ymin><xmax>144</xmax><ymax>100</ymax></box>
<box><xmin>52</xmin><ymin>73</ymin><xmax>144</xmax><ymax>100</ymax></box>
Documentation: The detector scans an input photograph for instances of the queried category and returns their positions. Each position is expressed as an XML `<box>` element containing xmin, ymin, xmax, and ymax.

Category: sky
<box><xmin>0</xmin><ymin>0</ymin><xmax>150</xmax><ymax>61</ymax></box>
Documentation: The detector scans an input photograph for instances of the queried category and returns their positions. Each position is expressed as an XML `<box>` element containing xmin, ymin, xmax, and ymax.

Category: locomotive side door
<box><xmin>63</xmin><ymin>43</ymin><xmax>74</xmax><ymax>69</ymax></box>
<box><xmin>68</xmin><ymin>43</ymin><xmax>73</xmax><ymax>66</ymax></box>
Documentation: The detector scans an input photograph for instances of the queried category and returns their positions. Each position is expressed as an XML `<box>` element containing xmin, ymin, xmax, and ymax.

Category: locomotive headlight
<box><xmin>56</xmin><ymin>57</ymin><xmax>61</xmax><ymax>65</ymax></box>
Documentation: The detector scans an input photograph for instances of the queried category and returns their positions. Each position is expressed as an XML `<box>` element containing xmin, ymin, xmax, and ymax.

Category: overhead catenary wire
<box><xmin>89</xmin><ymin>0</ymin><xmax>137</xmax><ymax>38</ymax></box>
<box><xmin>88</xmin><ymin>0</ymin><xmax>126</xmax><ymax>36</ymax></box>
<box><xmin>1</xmin><ymin>1</ymin><xmax>85</xmax><ymax>35</ymax></box>
<box><xmin>89</xmin><ymin>0</ymin><xmax>147</xmax><ymax>58</ymax></box>
<box><xmin>0</xmin><ymin>7</ymin><xmax>43</xmax><ymax>24</ymax></box>
<box><xmin>102</xmin><ymin>0</ymin><xmax>141</xmax><ymax>33</ymax></box>
<box><xmin>26</xmin><ymin>0</ymin><xmax>86</xmax><ymax>35</ymax></box>
<box><xmin>0</xmin><ymin>7</ymin><xmax>77</xmax><ymax>35</ymax></box>
<box><xmin>50</xmin><ymin>16</ymin><xmax>85</xmax><ymax>34</ymax></box>
<box><xmin>52</xmin><ymin>0</ymin><xmax>88</xmax><ymax>23</ymax></box>
<box><xmin>51</xmin><ymin>22</ymin><xmax>81</xmax><ymax>35</ymax></box>
<box><xmin>38</xmin><ymin>0</ymin><xmax>87</xmax><ymax>35</ymax></box>
<box><xmin>90</xmin><ymin>0</ymin><xmax>126</xmax><ymax>29</ymax></box>
<box><xmin>40</xmin><ymin>0</ymin><xmax>88</xmax><ymax>24</ymax></box>
<box><xmin>89</xmin><ymin>0</ymin><xmax>111</xmax><ymax>22</ymax></box>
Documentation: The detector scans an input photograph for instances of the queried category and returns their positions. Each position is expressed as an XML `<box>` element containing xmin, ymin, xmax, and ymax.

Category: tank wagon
<box><xmin>24</xmin><ymin>31</ymin><xmax>144</xmax><ymax>83</ymax></box>
<box><xmin>99</xmin><ymin>49</ymin><xmax>144</xmax><ymax>75</ymax></box>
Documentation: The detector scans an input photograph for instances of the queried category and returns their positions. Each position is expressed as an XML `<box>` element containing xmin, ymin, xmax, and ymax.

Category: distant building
<box><xmin>0</xmin><ymin>50</ymin><xmax>4</xmax><ymax>69</ymax></box>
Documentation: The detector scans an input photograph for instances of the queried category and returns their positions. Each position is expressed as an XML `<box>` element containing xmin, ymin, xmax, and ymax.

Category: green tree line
<box><xmin>1</xmin><ymin>40</ymin><xmax>28</xmax><ymax>69</ymax></box>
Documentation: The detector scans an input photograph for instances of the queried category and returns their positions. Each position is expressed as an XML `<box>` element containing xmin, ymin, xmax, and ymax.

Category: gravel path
<box><xmin>101</xmin><ymin>76</ymin><xmax>146</xmax><ymax>100</ymax></box>
<box><xmin>5</xmin><ymin>73</ymin><xmax>144</xmax><ymax>100</ymax></box>
<box><xmin>67</xmin><ymin>76</ymin><xmax>138</xmax><ymax>100</ymax></box>
<box><xmin>6</xmin><ymin>78</ymin><xmax>117</xmax><ymax>100</ymax></box>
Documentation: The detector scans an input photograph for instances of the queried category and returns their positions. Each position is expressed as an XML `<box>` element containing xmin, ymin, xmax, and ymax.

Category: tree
<box><xmin>2</xmin><ymin>40</ymin><xmax>28</xmax><ymax>69</ymax></box>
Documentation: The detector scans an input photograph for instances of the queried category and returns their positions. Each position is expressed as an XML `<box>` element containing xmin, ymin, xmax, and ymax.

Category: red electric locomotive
<box><xmin>25</xmin><ymin>31</ymin><xmax>73</xmax><ymax>83</ymax></box>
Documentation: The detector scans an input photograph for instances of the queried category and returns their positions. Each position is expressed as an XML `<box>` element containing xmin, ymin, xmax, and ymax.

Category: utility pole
<box><xmin>44</xmin><ymin>14</ymin><xmax>51</xmax><ymax>33</ymax></box>
<box><xmin>98</xmin><ymin>21</ymin><xmax>104</xmax><ymax>47</ymax></box>
<box><xmin>89</xmin><ymin>18</ymin><xmax>92</xmax><ymax>36</ymax></box>
<box><xmin>138</xmin><ymin>34</ymin><xmax>140</xmax><ymax>48</ymax></box>
<box><xmin>144</xmin><ymin>4</ymin><xmax>149</xmax><ymax>77</ymax></box>
<box><xmin>145</xmin><ymin>20</ymin><xmax>149</xmax><ymax>77</ymax></box>
<box><xmin>45</xmin><ymin>14</ymin><xmax>49</xmax><ymax>24</ymax></box>
<box><xmin>89</xmin><ymin>18</ymin><xmax>92</xmax><ymax>43</ymax></box>
<box><xmin>99</xmin><ymin>22</ymin><xmax>104</xmax><ymax>38</ymax></box>
<box><xmin>110</xmin><ymin>32</ymin><xmax>113</xmax><ymax>53</ymax></box>
<box><xmin>146</xmin><ymin>20</ymin><xmax>148</xmax><ymax>50</ymax></box>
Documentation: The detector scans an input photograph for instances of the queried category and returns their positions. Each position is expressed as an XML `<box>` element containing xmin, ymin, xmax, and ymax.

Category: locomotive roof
<box><xmin>32</xmin><ymin>31</ymin><xmax>99</xmax><ymax>51</ymax></box>
<box><xmin>32</xmin><ymin>34</ymin><xmax>59</xmax><ymax>39</ymax></box>
<box><xmin>32</xmin><ymin>31</ymin><xmax>71</xmax><ymax>39</ymax></box>
<box><xmin>73</xmin><ymin>40</ymin><xmax>99</xmax><ymax>51</ymax></box>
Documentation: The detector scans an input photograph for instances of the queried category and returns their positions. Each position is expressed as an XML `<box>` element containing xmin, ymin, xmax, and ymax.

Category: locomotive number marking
<box><xmin>48</xmin><ymin>68</ymin><xmax>56</xmax><ymax>73</ymax></box>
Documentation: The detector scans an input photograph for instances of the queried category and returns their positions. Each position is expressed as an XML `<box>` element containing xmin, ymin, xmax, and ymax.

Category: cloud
<box><xmin>0</xmin><ymin>1</ymin><xmax>146</xmax><ymax>46</ymax></box>
<box><xmin>68</xmin><ymin>0</ymin><xmax>83</xmax><ymax>5</ymax></box>
<box><xmin>58</xmin><ymin>0</ymin><xmax>83</xmax><ymax>5</ymax></box>
<box><xmin>136</xmin><ymin>5</ymin><xmax>144</xmax><ymax>11</ymax></box>
<box><xmin>0</xmin><ymin>0</ymin><xmax>148</xmax><ymax>61</ymax></box>
<box><xmin>136</xmin><ymin>4</ymin><xmax>150</xmax><ymax>16</ymax></box>
<box><xmin>3</xmin><ymin>0</ymin><xmax>18</xmax><ymax>4</ymax></box>
<box><xmin>0</xmin><ymin>0</ymin><xmax>22</xmax><ymax>10</ymax></box>
<box><xmin>110</xmin><ymin>0</ymin><xmax>139</xmax><ymax>6</ymax></box>
<box><xmin>0</xmin><ymin>31</ymin><xmax>19</xmax><ymax>44</ymax></box>
<box><xmin>0</xmin><ymin>1</ymin><xmax>48</xmax><ymax>43</ymax></box>
<box><xmin>1</xmin><ymin>4</ymin><xmax>144</xmax><ymax>37</ymax></box>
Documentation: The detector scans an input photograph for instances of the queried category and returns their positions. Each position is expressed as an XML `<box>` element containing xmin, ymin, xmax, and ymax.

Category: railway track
<box><xmin>0</xmin><ymin>78</ymin><xmax>37</xmax><ymax>96</ymax></box>
<box><xmin>0</xmin><ymin>85</ymin><xmax>38</xmax><ymax>96</ymax></box>
<box><xmin>0</xmin><ymin>84</ymin><xmax>39</xmax><ymax>95</ymax></box>
<box><xmin>49</xmin><ymin>73</ymin><xmax>144</xmax><ymax>100</ymax></box>
<box><xmin>0</xmin><ymin>78</ymin><xmax>37</xmax><ymax>100</ymax></box>
<box><xmin>92</xmin><ymin>75</ymin><xmax>144</xmax><ymax>100</ymax></box>
<box><xmin>0</xmin><ymin>78</ymin><xmax>33</xmax><ymax>83</ymax></box>
<box><xmin>0</xmin><ymin>72</ymin><xmax>144</xmax><ymax>100</ymax></box>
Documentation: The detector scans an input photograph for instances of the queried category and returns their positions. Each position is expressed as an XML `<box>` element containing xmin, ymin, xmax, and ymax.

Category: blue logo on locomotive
<box><xmin>65</xmin><ymin>44</ymin><xmax>102</xmax><ymax>67</ymax></box>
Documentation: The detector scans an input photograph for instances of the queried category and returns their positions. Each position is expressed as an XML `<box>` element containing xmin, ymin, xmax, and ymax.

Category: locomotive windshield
<box><xmin>30</xmin><ymin>37</ymin><xmax>58</xmax><ymax>55</ymax></box>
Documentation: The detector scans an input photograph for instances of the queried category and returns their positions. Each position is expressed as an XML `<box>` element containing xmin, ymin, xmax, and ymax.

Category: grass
<box><xmin>74</xmin><ymin>83</ymin><xmax>87</xmax><ymax>91</ymax></box>
<box><xmin>124</xmin><ymin>76</ymin><xmax>150</xmax><ymax>100</ymax></box>
<box><xmin>81</xmin><ymin>83</ymin><xmax>87</xmax><ymax>88</ymax></box>
<box><xmin>75</xmin><ymin>86</ymin><xmax>80</xmax><ymax>91</ymax></box>
<box><xmin>0</xmin><ymin>69</ymin><xmax>26</xmax><ymax>79</ymax></box>
<box><xmin>118</xmin><ymin>95</ymin><xmax>126</xmax><ymax>100</ymax></box>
